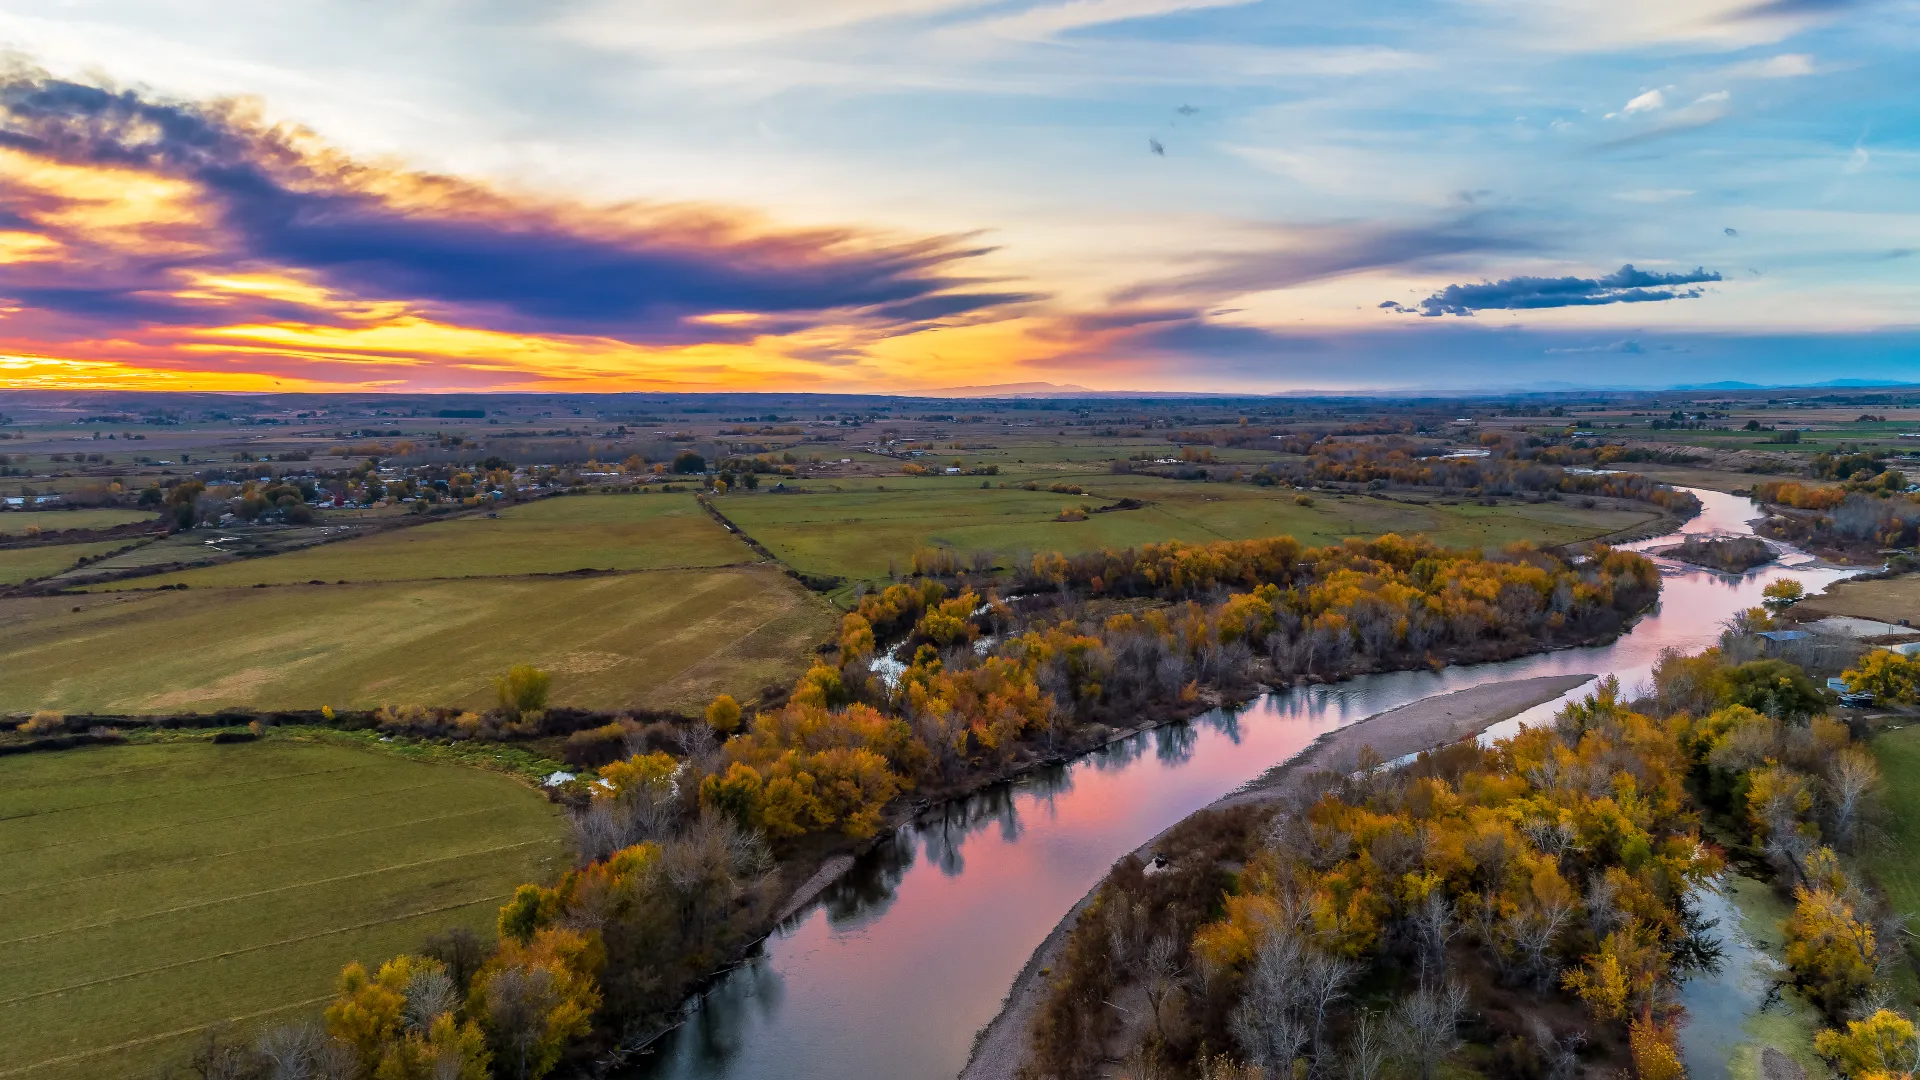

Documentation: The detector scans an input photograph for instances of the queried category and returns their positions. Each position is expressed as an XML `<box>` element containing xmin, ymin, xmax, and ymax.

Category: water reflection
<box><xmin>627</xmin><ymin>488</ymin><xmax>1863</xmax><ymax>1080</ymax></box>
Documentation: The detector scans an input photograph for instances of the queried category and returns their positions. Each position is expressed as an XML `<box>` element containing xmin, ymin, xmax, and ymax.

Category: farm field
<box><xmin>0</xmin><ymin>540</ymin><xmax>132</xmax><ymax>585</ymax></box>
<box><xmin>1800</xmin><ymin>573</ymin><xmax>1920</xmax><ymax>625</ymax></box>
<box><xmin>0</xmin><ymin>565</ymin><xmax>836</xmax><ymax>715</ymax></box>
<box><xmin>0</xmin><ymin>509</ymin><xmax>153</xmax><ymax>534</ymax></box>
<box><xmin>717</xmin><ymin>479</ymin><xmax>1660</xmax><ymax>584</ymax></box>
<box><xmin>1865</xmin><ymin>723</ymin><xmax>1920</xmax><ymax>965</ymax></box>
<box><xmin>99</xmin><ymin>493</ymin><xmax>748</xmax><ymax>589</ymax></box>
<box><xmin>0</xmin><ymin>739</ymin><xmax>567</xmax><ymax>1080</ymax></box>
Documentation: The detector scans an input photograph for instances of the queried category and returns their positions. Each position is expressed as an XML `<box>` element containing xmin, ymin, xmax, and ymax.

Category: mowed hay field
<box><xmin>0</xmin><ymin>566</ymin><xmax>837</xmax><ymax>715</ymax></box>
<box><xmin>0</xmin><ymin>739</ymin><xmax>567</xmax><ymax>1080</ymax></box>
<box><xmin>1865</xmin><ymin>724</ymin><xmax>1920</xmax><ymax>958</ymax></box>
<box><xmin>0</xmin><ymin>509</ymin><xmax>154</xmax><ymax>535</ymax></box>
<box><xmin>0</xmin><ymin>541</ymin><xmax>132</xmax><ymax>585</ymax></box>
<box><xmin>717</xmin><ymin>479</ymin><xmax>1661</xmax><ymax>584</ymax></box>
<box><xmin>1801</xmin><ymin>573</ymin><xmax>1920</xmax><ymax>625</ymax></box>
<box><xmin>100</xmin><ymin>492</ymin><xmax>748</xmax><ymax>590</ymax></box>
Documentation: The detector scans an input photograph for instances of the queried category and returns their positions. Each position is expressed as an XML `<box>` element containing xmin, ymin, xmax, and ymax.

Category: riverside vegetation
<box><xmin>1011</xmin><ymin>618</ymin><xmax>1920</xmax><ymax>1080</ymax></box>
<box><xmin>153</xmin><ymin>529</ymin><xmax>1661</xmax><ymax>1079</ymax></box>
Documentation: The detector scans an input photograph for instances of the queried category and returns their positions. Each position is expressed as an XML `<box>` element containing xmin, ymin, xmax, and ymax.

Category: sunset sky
<box><xmin>0</xmin><ymin>0</ymin><xmax>1915</xmax><ymax>394</ymax></box>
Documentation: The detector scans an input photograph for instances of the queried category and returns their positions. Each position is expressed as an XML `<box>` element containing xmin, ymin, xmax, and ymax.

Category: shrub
<box><xmin>495</xmin><ymin>665</ymin><xmax>552</xmax><ymax>720</ymax></box>
<box><xmin>21</xmin><ymin>710</ymin><xmax>63</xmax><ymax>735</ymax></box>
<box><xmin>705</xmin><ymin>694</ymin><xmax>742</xmax><ymax>735</ymax></box>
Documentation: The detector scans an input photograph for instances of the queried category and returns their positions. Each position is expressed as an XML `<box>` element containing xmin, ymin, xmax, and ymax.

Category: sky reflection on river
<box><xmin>629</xmin><ymin>488</ymin><xmax>1862</xmax><ymax>1080</ymax></box>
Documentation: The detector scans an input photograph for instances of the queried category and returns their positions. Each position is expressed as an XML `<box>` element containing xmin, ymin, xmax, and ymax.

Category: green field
<box><xmin>101</xmin><ymin>493</ymin><xmax>749</xmax><ymax>589</ymax></box>
<box><xmin>0</xmin><ymin>566</ymin><xmax>837</xmax><ymax>715</ymax></box>
<box><xmin>717</xmin><ymin>478</ymin><xmax>1660</xmax><ymax>584</ymax></box>
<box><xmin>0</xmin><ymin>509</ymin><xmax>153</xmax><ymax>535</ymax></box>
<box><xmin>1865</xmin><ymin>724</ymin><xmax>1920</xmax><ymax>941</ymax></box>
<box><xmin>0</xmin><ymin>739</ymin><xmax>567</xmax><ymax>1080</ymax></box>
<box><xmin>0</xmin><ymin>541</ymin><xmax>132</xmax><ymax>585</ymax></box>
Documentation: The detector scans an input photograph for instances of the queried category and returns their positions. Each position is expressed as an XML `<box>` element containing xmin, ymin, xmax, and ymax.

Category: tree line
<box><xmin>1017</xmin><ymin>627</ymin><xmax>1920</xmax><ymax>1080</ymax></box>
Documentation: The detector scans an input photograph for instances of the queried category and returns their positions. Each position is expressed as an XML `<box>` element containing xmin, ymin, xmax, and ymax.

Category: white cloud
<box><xmin>1623</xmin><ymin>88</ymin><xmax>1667</xmax><ymax>114</ymax></box>
<box><xmin>1844</xmin><ymin>145</ymin><xmax>1871</xmax><ymax>174</ymax></box>
<box><xmin>976</xmin><ymin>0</ymin><xmax>1258</xmax><ymax>40</ymax></box>
<box><xmin>1719</xmin><ymin>53</ymin><xmax>1816</xmax><ymax>79</ymax></box>
<box><xmin>1613</xmin><ymin>188</ymin><xmax>1697</xmax><ymax>202</ymax></box>
<box><xmin>1693</xmin><ymin>89</ymin><xmax>1730</xmax><ymax>104</ymax></box>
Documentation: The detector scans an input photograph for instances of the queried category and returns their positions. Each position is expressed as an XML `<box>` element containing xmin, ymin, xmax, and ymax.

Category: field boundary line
<box><xmin>0</xmin><ymin>762</ymin><xmax>377</xmax><ymax>824</ymax></box>
<box><xmin>0</xmin><ymin>995</ymin><xmax>334</xmax><ymax>1078</ymax></box>
<box><xmin>0</xmin><ymin>803</ymin><xmax>514</xmax><ymax>899</ymax></box>
<box><xmin>0</xmin><ymin>776</ymin><xmax>472</xmax><ymax>858</ymax></box>
<box><xmin>0</xmin><ymin>839</ymin><xmax>555</xmax><ymax>948</ymax></box>
<box><xmin>0</xmin><ymin>893</ymin><xmax>511</xmax><ymax>1009</ymax></box>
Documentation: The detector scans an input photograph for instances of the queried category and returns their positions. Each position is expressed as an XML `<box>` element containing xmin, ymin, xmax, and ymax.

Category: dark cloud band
<box><xmin>0</xmin><ymin>72</ymin><xmax>1033</xmax><ymax>343</ymax></box>
<box><xmin>1382</xmin><ymin>264</ymin><xmax>1722</xmax><ymax>317</ymax></box>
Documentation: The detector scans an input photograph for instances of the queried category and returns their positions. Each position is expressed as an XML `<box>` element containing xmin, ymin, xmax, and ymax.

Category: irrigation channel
<box><xmin>627</xmin><ymin>488</ymin><xmax>1860</xmax><ymax>1080</ymax></box>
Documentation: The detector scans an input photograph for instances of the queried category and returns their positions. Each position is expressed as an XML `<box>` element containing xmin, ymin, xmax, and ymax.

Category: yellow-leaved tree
<box><xmin>1815</xmin><ymin>1009</ymin><xmax>1919</xmax><ymax>1080</ymax></box>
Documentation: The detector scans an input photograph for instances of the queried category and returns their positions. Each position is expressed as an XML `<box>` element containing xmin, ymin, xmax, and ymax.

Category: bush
<box><xmin>495</xmin><ymin>666</ymin><xmax>553</xmax><ymax>720</ymax></box>
<box><xmin>562</xmin><ymin>723</ymin><xmax>631</xmax><ymax>769</ymax></box>
<box><xmin>21</xmin><ymin>710</ymin><xmax>64</xmax><ymax>735</ymax></box>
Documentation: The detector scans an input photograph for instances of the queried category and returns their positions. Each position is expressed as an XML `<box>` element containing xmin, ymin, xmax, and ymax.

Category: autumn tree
<box><xmin>1816</xmin><ymin>1009</ymin><xmax>1920</xmax><ymax>1080</ymax></box>
<box><xmin>705</xmin><ymin>694</ymin><xmax>742</xmax><ymax>735</ymax></box>
<box><xmin>495</xmin><ymin>665</ymin><xmax>552</xmax><ymax>720</ymax></box>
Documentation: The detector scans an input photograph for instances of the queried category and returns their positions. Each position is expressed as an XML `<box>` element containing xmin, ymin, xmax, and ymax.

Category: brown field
<box><xmin>0</xmin><ymin>566</ymin><xmax>837</xmax><ymax>716</ymax></box>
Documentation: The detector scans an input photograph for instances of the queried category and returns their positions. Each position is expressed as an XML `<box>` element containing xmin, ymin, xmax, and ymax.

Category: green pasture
<box><xmin>1865</xmin><ymin>724</ymin><xmax>1920</xmax><ymax>946</ymax></box>
<box><xmin>0</xmin><ymin>739</ymin><xmax>566</xmax><ymax>1080</ymax></box>
<box><xmin>0</xmin><ymin>509</ymin><xmax>153</xmax><ymax>535</ymax></box>
<box><xmin>100</xmin><ymin>493</ymin><xmax>750</xmax><ymax>589</ymax></box>
<box><xmin>0</xmin><ymin>566</ymin><xmax>835</xmax><ymax>715</ymax></box>
<box><xmin>715</xmin><ymin>478</ymin><xmax>1659</xmax><ymax>585</ymax></box>
<box><xmin>0</xmin><ymin>541</ymin><xmax>132</xmax><ymax>585</ymax></box>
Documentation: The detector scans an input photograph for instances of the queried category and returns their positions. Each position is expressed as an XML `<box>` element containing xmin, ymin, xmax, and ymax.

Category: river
<box><xmin>628</xmin><ymin>488</ymin><xmax>1861</xmax><ymax>1080</ymax></box>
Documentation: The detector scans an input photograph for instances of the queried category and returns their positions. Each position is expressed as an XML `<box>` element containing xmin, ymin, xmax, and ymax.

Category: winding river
<box><xmin>629</xmin><ymin>488</ymin><xmax>1860</xmax><ymax>1080</ymax></box>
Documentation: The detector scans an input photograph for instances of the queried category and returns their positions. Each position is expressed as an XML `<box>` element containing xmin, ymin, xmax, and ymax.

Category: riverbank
<box><xmin>958</xmin><ymin>672</ymin><xmax>1596</xmax><ymax>1080</ymax></box>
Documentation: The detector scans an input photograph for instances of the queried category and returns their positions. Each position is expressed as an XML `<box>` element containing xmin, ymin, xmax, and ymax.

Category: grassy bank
<box><xmin>0</xmin><ymin>738</ymin><xmax>568</xmax><ymax>1080</ymax></box>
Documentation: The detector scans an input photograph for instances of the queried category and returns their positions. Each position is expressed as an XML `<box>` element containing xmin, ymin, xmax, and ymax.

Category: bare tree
<box><xmin>1302</xmin><ymin>947</ymin><xmax>1357</xmax><ymax>1059</ymax></box>
<box><xmin>1231</xmin><ymin>928</ymin><xmax>1309</xmax><ymax>1073</ymax></box>
<box><xmin>483</xmin><ymin>965</ymin><xmax>559</xmax><ymax>1080</ymax></box>
<box><xmin>1343</xmin><ymin>1009</ymin><xmax>1389</xmax><ymax>1080</ymax></box>
<box><xmin>1141</xmin><ymin>934</ymin><xmax>1186</xmax><ymax>1043</ymax></box>
<box><xmin>404</xmin><ymin>966</ymin><xmax>459</xmax><ymax>1031</ymax></box>
<box><xmin>1410</xmin><ymin>889</ymin><xmax>1460</xmax><ymax>984</ymax></box>
<box><xmin>1392</xmin><ymin>980</ymin><xmax>1469</xmax><ymax>1080</ymax></box>
<box><xmin>1827</xmin><ymin>747</ymin><xmax>1879</xmax><ymax>852</ymax></box>
<box><xmin>255</xmin><ymin>1024</ymin><xmax>354</xmax><ymax>1080</ymax></box>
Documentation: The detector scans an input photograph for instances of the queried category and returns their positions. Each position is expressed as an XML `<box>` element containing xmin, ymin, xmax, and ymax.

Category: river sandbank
<box><xmin>958</xmin><ymin>672</ymin><xmax>1597</xmax><ymax>1080</ymax></box>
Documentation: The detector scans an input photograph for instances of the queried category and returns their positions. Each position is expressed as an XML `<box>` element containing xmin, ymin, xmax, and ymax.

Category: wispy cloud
<box><xmin>1383</xmin><ymin>264</ymin><xmax>1723</xmax><ymax>317</ymax></box>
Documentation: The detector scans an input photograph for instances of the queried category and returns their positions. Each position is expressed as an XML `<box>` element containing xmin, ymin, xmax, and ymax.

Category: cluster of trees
<box><xmin>692</xmin><ymin>535</ymin><xmax>1660</xmax><ymax>848</ymax></box>
<box><xmin>1844</xmin><ymin>650</ymin><xmax>1920</xmax><ymax>706</ymax></box>
<box><xmin>1238</xmin><ymin>436</ymin><xmax>1703</xmax><ymax>516</ymax></box>
<box><xmin>1029</xmin><ymin>632</ymin><xmax>1920</xmax><ymax>1080</ymax></box>
<box><xmin>1029</xmin><ymin>677</ymin><xmax>1726</xmax><ymax>1080</ymax></box>
<box><xmin>1757</xmin><ymin>480</ymin><xmax>1920</xmax><ymax>552</ymax></box>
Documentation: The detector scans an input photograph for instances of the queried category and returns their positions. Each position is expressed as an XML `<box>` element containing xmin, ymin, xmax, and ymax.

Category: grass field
<box><xmin>0</xmin><ymin>566</ymin><xmax>836</xmax><ymax>715</ymax></box>
<box><xmin>0</xmin><ymin>739</ymin><xmax>566</xmax><ymax>1080</ymax></box>
<box><xmin>0</xmin><ymin>541</ymin><xmax>133</xmax><ymax>585</ymax></box>
<box><xmin>0</xmin><ymin>509</ymin><xmax>153</xmax><ymax>535</ymax></box>
<box><xmin>1865</xmin><ymin>725</ymin><xmax>1920</xmax><ymax>956</ymax></box>
<box><xmin>717</xmin><ymin>479</ymin><xmax>1659</xmax><ymax>584</ymax></box>
<box><xmin>1802</xmin><ymin>574</ymin><xmax>1920</xmax><ymax>625</ymax></box>
<box><xmin>101</xmin><ymin>493</ymin><xmax>749</xmax><ymax>589</ymax></box>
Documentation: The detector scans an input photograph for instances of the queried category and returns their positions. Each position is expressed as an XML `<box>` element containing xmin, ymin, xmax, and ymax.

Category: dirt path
<box><xmin>957</xmin><ymin>672</ymin><xmax>1596</xmax><ymax>1080</ymax></box>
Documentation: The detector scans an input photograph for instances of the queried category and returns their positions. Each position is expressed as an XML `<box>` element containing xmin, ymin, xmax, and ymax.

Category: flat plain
<box><xmin>1800</xmin><ymin>573</ymin><xmax>1920</xmax><ymax>625</ymax></box>
<box><xmin>0</xmin><ymin>565</ymin><xmax>837</xmax><ymax>715</ymax></box>
<box><xmin>0</xmin><ymin>739</ymin><xmax>567</xmax><ymax>1080</ymax></box>
<box><xmin>716</xmin><ymin>478</ymin><xmax>1659</xmax><ymax>584</ymax></box>
<box><xmin>0</xmin><ymin>509</ymin><xmax>154</xmax><ymax>534</ymax></box>
<box><xmin>0</xmin><ymin>540</ymin><xmax>132</xmax><ymax>585</ymax></box>
<box><xmin>99</xmin><ymin>493</ymin><xmax>748</xmax><ymax>589</ymax></box>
